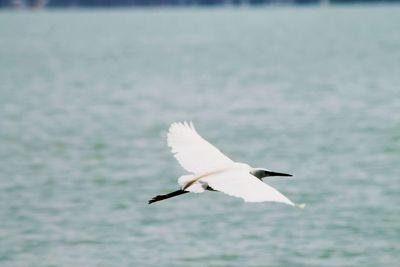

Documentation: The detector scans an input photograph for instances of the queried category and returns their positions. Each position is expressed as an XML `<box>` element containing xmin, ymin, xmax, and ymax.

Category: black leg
<box><xmin>148</xmin><ymin>189</ymin><xmax>189</xmax><ymax>204</ymax></box>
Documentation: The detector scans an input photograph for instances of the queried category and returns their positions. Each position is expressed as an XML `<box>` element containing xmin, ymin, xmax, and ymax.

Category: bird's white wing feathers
<box><xmin>167</xmin><ymin>122</ymin><xmax>234</xmax><ymax>173</ymax></box>
<box><xmin>167</xmin><ymin>122</ymin><xmax>300</xmax><ymax>207</ymax></box>
<box><xmin>201</xmin><ymin>169</ymin><xmax>295</xmax><ymax>205</ymax></box>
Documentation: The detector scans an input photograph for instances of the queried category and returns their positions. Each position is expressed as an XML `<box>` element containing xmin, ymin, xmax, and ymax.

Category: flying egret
<box><xmin>149</xmin><ymin>122</ymin><xmax>304</xmax><ymax>208</ymax></box>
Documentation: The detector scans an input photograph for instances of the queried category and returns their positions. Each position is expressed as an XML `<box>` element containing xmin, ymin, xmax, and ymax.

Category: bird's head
<box><xmin>250</xmin><ymin>168</ymin><xmax>292</xmax><ymax>179</ymax></box>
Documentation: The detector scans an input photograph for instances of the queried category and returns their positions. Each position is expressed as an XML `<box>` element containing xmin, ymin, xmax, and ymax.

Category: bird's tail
<box><xmin>178</xmin><ymin>174</ymin><xmax>194</xmax><ymax>188</ymax></box>
<box><xmin>148</xmin><ymin>189</ymin><xmax>189</xmax><ymax>204</ymax></box>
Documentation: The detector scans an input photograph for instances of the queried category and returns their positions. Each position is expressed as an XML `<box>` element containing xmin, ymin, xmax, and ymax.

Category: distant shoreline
<box><xmin>1</xmin><ymin>0</ymin><xmax>400</xmax><ymax>9</ymax></box>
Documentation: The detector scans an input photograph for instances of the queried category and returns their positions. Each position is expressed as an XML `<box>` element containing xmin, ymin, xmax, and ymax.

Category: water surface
<box><xmin>0</xmin><ymin>5</ymin><xmax>399</xmax><ymax>267</ymax></box>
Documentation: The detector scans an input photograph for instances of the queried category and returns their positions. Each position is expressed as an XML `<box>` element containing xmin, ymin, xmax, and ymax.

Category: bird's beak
<box><xmin>266</xmin><ymin>171</ymin><xmax>292</xmax><ymax>177</ymax></box>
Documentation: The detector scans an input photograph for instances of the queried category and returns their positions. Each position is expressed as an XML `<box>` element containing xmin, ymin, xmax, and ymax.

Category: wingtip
<box><xmin>295</xmin><ymin>203</ymin><xmax>306</xmax><ymax>209</ymax></box>
<box><xmin>169</xmin><ymin>121</ymin><xmax>196</xmax><ymax>132</ymax></box>
<box><xmin>189</xmin><ymin>121</ymin><xmax>195</xmax><ymax>130</ymax></box>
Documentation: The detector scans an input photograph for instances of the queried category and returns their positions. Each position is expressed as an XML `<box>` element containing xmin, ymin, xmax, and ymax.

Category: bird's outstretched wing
<box><xmin>167</xmin><ymin>122</ymin><xmax>234</xmax><ymax>174</ymax></box>
<box><xmin>202</xmin><ymin>169</ymin><xmax>295</xmax><ymax>205</ymax></box>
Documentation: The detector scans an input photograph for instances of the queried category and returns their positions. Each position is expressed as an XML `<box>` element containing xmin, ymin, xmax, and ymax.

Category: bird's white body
<box><xmin>177</xmin><ymin>162</ymin><xmax>250</xmax><ymax>192</ymax></box>
<box><xmin>165</xmin><ymin>122</ymin><xmax>303</xmax><ymax>207</ymax></box>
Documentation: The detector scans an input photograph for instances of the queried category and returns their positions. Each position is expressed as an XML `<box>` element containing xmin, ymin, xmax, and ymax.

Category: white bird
<box><xmin>149</xmin><ymin>122</ymin><xmax>304</xmax><ymax>208</ymax></box>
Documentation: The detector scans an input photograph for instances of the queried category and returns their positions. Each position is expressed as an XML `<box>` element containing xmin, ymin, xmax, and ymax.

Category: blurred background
<box><xmin>0</xmin><ymin>2</ymin><xmax>399</xmax><ymax>267</ymax></box>
<box><xmin>1</xmin><ymin>0</ymin><xmax>400</xmax><ymax>8</ymax></box>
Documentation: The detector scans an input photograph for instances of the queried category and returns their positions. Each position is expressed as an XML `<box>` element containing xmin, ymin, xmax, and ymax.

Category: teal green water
<box><xmin>1</xmin><ymin>5</ymin><xmax>399</xmax><ymax>267</ymax></box>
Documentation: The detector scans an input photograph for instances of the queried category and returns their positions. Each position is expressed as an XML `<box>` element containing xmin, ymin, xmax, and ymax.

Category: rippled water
<box><xmin>1</xmin><ymin>5</ymin><xmax>399</xmax><ymax>267</ymax></box>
